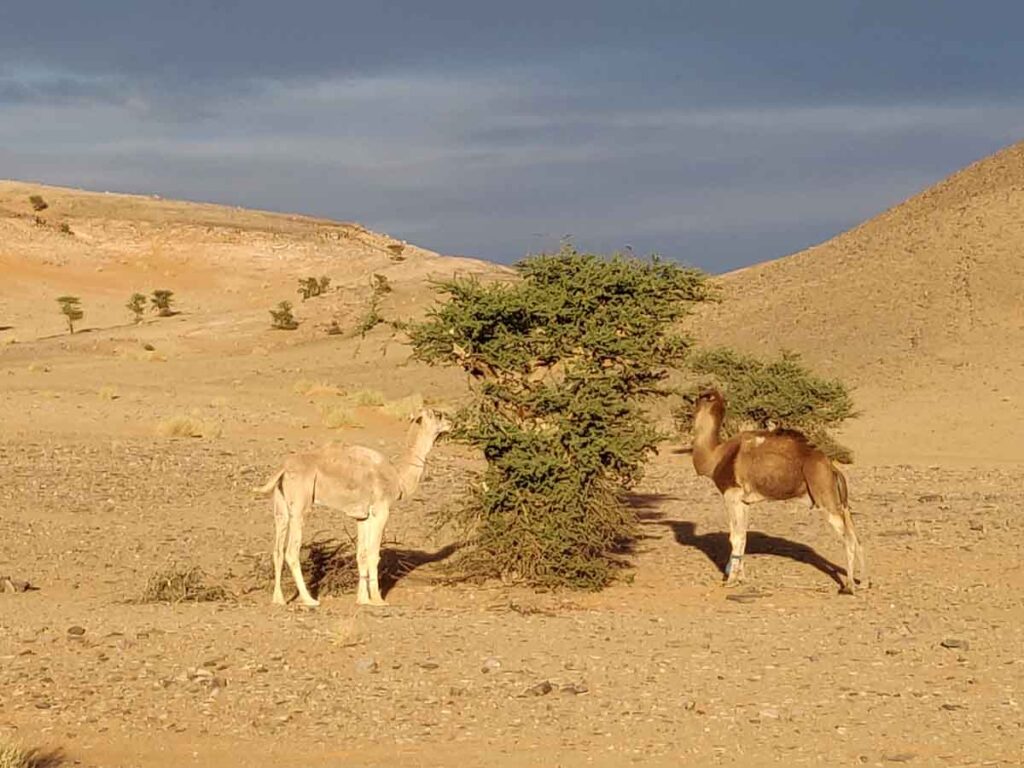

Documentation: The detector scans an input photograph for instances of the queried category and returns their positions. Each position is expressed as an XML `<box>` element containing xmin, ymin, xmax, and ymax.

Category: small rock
<box><xmin>883</xmin><ymin>753</ymin><xmax>917</xmax><ymax>763</ymax></box>
<box><xmin>354</xmin><ymin>657</ymin><xmax>379</xmax><ymax>674</ymax></box>
<box><xmin>917</xmin><ymin>493</ymin><xmax>943</xmax><ymax>503</ymax></box>
<box><xmin>758</xmin><ymin>707</ymin><xmax>780</xmax><ymax>720</ymax></box>
<box><xmin>417</xmin><ymin>661</ymin><xmax>440</xmax><ymax>670</ymax></box>
<box><xmin>940</xmin><ymin>638</ymin><xmax>970</xmax><ymax>650</ymax></box>
<box><xmin>560</xmin><ymin>682</ymin><xmax>589</xmax><ymax>695</ymax></box>
<box><xmin>523</xmin><ymin>680</ymin><xmax>553</xmax><ymax>697</ymax></box>
<box><xmin>67</xmin><ymin>626</ymin><xmax>86</xmax><ymax>637</ymax></box>
<box><xmin>481</xmin><ymin>657</ymin><xmax>502</xmax><ymax>674</ymax></box>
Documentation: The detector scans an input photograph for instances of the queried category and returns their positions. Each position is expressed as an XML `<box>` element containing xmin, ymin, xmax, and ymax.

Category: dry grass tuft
<box><xmin>97</xmin><ymin>386</ymin><xmax>120</xmax><ymax>401</ymax></box>
<box><xmin>294</xmin><ymin>379</ymin><xmax>346</xmax><ymax>398</ymax></box>
<box><xmin>138</xmin><ymin>564</ymin><xmax>233</xmax><ymax>604</ymax></box>
<box><xmin>0</xmin><ymin>741</ymin><xmax>65</xmax><ymax>768</ymax></box>
<box><xmin>381</xmin><ymin>393</ymin><xmax>424</xmax><ymax>420</ymax></box>
<box><xmin>155</xmin><ymin>416</ymin><xmax>222</xmax><ymax>438</ymax></box>
<box><xmin>321</xmin><ymin>405</ymin><xmax>359</xmax><ymax>429</ymax></box>
<box><xmin>346</xmin><ymin>388</ymin><xmax>385</xmax><ymax>406</ymax></box>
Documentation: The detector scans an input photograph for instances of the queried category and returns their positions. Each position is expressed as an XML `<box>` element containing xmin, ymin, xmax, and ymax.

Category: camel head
<box><xmin>693</xmin><ymin>387</ymin><xmax>726</xmax><ymax>426</ymax></box>
<box><xmin>411</xmin><ymin>408</ymin><xmax>453</xmax><ymax>442</ymax></box>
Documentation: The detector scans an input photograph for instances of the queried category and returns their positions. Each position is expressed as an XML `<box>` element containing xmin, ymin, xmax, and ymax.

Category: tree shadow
<box><xmin>301</xmin><ymin>538</ymin><xmax>461</xmax><ymax>599</ymax></box>
<box><xmin>656</xmin><ymin>520</ymin><xmax>846</xmax><ymax>588</ymax></box>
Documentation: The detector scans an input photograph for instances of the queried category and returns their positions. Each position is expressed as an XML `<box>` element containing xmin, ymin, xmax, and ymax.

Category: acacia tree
<box><xmin>57</xmin><ymin>296</ymin><xmax>83</xmax><ymax>334</ymax></box>
<box><xmin>150</xmin><ymin>289</ymin><xmax>175</xmax><ymax>317</ymax></box>
<box><xmin>126</xmin><ymin>293</ymin><xmax>147</xmax><ymax>323</ymax></box>
<box><xmin>409</xmin><ymin>246</ymin><xmax>712</xmax><ymax>589</ymax></box>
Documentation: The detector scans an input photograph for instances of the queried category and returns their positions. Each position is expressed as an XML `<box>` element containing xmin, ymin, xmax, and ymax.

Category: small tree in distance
<box><xmin>57</xmin><ymin>296</ymin><xmax>83</xmax><ymax>334</ymax></box>
<box><xmin>126</xmin><ymin>293</ymin><xmax>147</xmax><ymax>323</ymax></box>
<box><xmin>29</xmin><ymin>194</ymin><xmax>48</xmax><ymax>212</ymax></box>
<box><xmin>270</xmin><ymin>301</ymin><xmax>299</xmax><ymax>330</ymax></box>
<box><xmin>151</xmin><ymin>289</ymin><xmax>175</xmax><ymax>317</ymax></box>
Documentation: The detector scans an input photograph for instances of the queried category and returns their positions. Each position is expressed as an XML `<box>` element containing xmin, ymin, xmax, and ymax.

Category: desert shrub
<box><xmin>0</xmin><ymin>740</ymin><xmax>64</xmax><ymax>768</ymax></box>
<box><xmin>677</xmin><ymin>347</ymin><xmax>857</xmax><ymax>462</ymax></box>
<box><xmin>138</xmin><ymin>564</ymin><xmax>231</xmax><ymax>603</ymax></box>
<box><xmin>270</xmin><ymin>301</ymin><xmax>299</xmax><ymax>330</ymax></box>
<box><xmin>150</xmin><ymin>289</ymin><xmax>175</xmax><ymax>317</ymax></box>
<box><xmin>297</xmin><ymin>275</ymin><xmax>332</xmax><ymax>300</ymax></box>
<box><xmin>58</xmin><ymin>222</ymin><xmax>72</xmax><ymax>236</ymax></box>
<box><xmin>354</xmin><ymin>273</ymin><xmax>392</xmax><ymax>336</ymax></box>
<box><xmin>56</xmin><ymin>296</ymin><xmax>83</xmax><ymax>334</ymax></box>
<box><xmin>386</xmin><ymin>243</ymin><xmax>406</xmax><ymax>261</ymax></box>
<box><xmin>28</xmin><ymin>194</ymin><xmax>48</xmax><ymax>212</ymax></box>
<box><xmin>126</xmin><ymin>293</ymin><xmax>146</xmax><ymax>323</ymax></box>
<box><xmin>155</xmin><ymin>416</ymin><xmax>221</xmax><ymax>438</ymax></box>
<box><xmin>408</xmin><ymin>246</ymin><xmax>712</xmax><ymax>589</ymax></box>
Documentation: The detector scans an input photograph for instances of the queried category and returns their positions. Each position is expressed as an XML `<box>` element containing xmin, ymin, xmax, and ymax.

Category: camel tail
<box><xmin>254</xmin><ymin>469</ymin><xmax>285</xmax><ymax>495</ymax></box>
<box><xmin>834</xmin><ymin>467</ymin><xmax>849</xmax><ymax>509</ymax></box>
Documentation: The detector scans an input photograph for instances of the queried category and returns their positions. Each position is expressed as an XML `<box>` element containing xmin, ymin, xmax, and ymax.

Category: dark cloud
<box><xmin>2</xmin><ymin>2</ymin><xmax>1022</xmax><ymax>271</ymax></box>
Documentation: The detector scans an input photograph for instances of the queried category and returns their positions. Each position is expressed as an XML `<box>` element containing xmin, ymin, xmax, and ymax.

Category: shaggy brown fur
<box><xmin>690</xmin><ymin>389</ymin><xmax>867</xmax><ymax>593</ymax></box>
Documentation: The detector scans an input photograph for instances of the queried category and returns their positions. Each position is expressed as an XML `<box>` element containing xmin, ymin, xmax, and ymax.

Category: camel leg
<box><xmin>355</xmin><ymin>516</ymin><xmax>371</xmax><ymax>605</ymax></box>
<box><xmin>723</xmin><ymin>488</ymin><xmax>749</xmax><ymax>585</ymax></box>
<box><xmin>271</xmin><ymin>488</ymin><xmax>289</xmax><ymax>605</ymax></box>
<box><xmin>843</xmin><ymin>507</ymin><xmax>869</xmax><ymax>589</ymax></box>
<box><xmin>823</xmin><ymin>509</ymin><xmax>858</xmax><ymax>595</ymax></box>
<box><xmin>283</xmin><ymin>505</ymin><xmax>319</xmax><ymax>607</ymax></box>
<box><xmin>365</xmin><ymin>503</ymin><xmax>390</xmax><ymax>606</ymax></box>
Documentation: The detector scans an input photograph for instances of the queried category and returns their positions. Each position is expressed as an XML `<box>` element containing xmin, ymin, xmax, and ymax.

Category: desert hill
<box><xmin>697</xmin><ymin>140</ymin><xmax>1024</xmax><ymax>465</ymax></box>
<box><xmin>0</xmin><ymin>180</ymin><xmax>509</xmax><ymax>449</ymax></box>
<box><xmin>0</xmin><ymin>179</ymin><xmax>506</xmax><ymax>340</ymax></box>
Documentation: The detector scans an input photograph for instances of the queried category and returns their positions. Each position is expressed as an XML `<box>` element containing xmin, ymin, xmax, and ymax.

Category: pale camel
<box><xmin>256</xmin><ymin>409</ymin><xmax>452</xmax><ymax>606</ymax></box>
<box><xmin>690</xmin><ymin>389</ymin><xmax>868</xmax><ymax>594</ymax></box>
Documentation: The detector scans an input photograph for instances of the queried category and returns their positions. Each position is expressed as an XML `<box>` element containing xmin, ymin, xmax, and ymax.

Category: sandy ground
<box><xmin>1</xmin><ymin>328</ymin><xmax>1022</xmax><ymax>768</ymax></box>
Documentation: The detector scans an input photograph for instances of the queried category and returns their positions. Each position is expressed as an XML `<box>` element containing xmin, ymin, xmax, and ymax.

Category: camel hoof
<box><xmin>838</xmin><ymin>584</ymin><xmax>855</xmax><ymax>596</ymax></box>
<box><xmin>272</xmin><ymin>594</ymin><xmax>286</xmax><ymax>606</ymax></box>
<box><xmin>300</xmin><ymin>598</ymin><xmax>321</xmax><ymax>608</ymax></box>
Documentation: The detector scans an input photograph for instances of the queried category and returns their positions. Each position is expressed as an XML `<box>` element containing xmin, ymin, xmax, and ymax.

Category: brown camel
<box><xmin>690</xmin><ymin>389</ymin><xmax>867</xmax><ymax>594</ymax></box>
<box><xmin>256</xmin><ymin>409</ymin><xmax>452</xmax><ymax>606</ymax></box>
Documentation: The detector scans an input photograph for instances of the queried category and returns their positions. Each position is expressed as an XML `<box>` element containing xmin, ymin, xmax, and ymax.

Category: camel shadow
<box><xmin>656</xmin><ymin>520</ymin><xmax>846</xmax><ymax>588</ymax></box>
<box><xmin>302</xmin><ymin>539</ymin><xmax>460</xmax><ymax>599</ymax></box>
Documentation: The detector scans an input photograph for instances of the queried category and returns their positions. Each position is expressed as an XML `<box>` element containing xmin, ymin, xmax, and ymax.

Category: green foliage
<box><xmin>354</xmin><ymin>273</ymin><xmax>393</xmax><ymax>336</ymax></box>
<box><xmin>270</xmin><ymin>300</ymin><xmax>299</xmax><ymax>330</ymax></box>
<box><xmin>409</xmin><ymin>246</ymin><xmax>712</xmax><ymax>589</ymax></box>
<box><xmin>677</xmin><ymin>347</ymin><xmax>857</xmax><ymax>463</ymax></box>
<box><xmin>56</xmin><ymin>295</ymin><xmax>83</xmax><ymax>334</ymax></box>
<box><xmin>150</xmin><ymin>289</ymin><xmax>175</xmax><ymax>317</ymax></box>
<box><xmin>297</xmin><ymin>275</ymin><xmax>332</xmax><ymax>300</ymax></box>
<box><xmin>28</xmin><ymin>194</ymin><xmax>48</xmax><ymax>212</ymax></box>
<box><xmin>126</xmin><ymin>293</ymin><xmax>146</xmax><ymax>323</ymax></box>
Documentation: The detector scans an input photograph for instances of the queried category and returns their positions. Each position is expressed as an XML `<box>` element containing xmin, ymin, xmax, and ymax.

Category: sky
<box><xmin>2</xmin><ymin>1</ymin><xmax>1023</xmax><ymax>273</ymax></box>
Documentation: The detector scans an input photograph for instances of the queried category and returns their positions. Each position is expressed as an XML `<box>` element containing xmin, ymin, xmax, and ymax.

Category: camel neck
<box><xmin>397</xmin><ymin>428</ymin><xmax>437</xmax><ymax>499</ymax></box>
<box><xmin>691</xmin><ymin>410</ymin><xmax>722</xmax><ymax>478</ymax></box>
